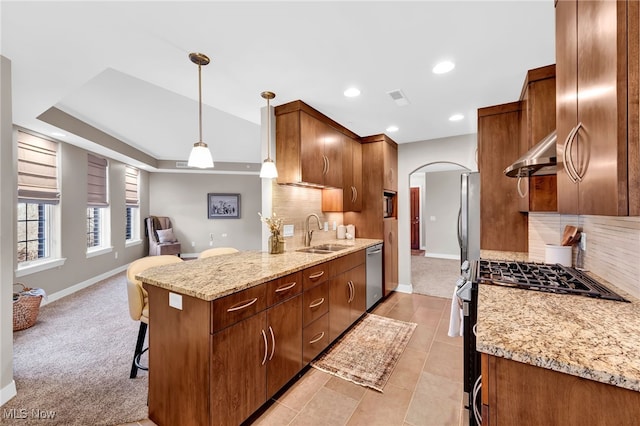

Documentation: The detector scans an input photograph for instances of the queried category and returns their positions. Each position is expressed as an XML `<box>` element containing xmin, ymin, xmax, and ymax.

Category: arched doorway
<box><xmin>409</xmin><ymin>161</ymin><xmax>469</xmax><ymax>298</ymax></box>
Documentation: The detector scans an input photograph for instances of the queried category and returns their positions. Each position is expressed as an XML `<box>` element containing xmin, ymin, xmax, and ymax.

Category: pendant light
<box><xmin>259</xmin><ymin>91</ymin><xmax>278</xmax><ymax>179</ymax></box>
<box><xmin>187</xmin><ymin>52</ymin><xmax>214</xmax><ymax>169</ymax></box>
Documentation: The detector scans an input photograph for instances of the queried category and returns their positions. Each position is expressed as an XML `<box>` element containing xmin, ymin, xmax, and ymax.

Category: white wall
<box><xmin>424</xmin><ymin>170</ymin><xmax>466</xmax><ymax>258</ymax></box>
<box><xmin>149</xmin><ymin>173</ymin><xmax>262</xmax><ymax>256</ymax></box>
<box><xmin>398</xmin><ymin>134</ymin><xmax>478</xmax><ymax>290</ymax></box>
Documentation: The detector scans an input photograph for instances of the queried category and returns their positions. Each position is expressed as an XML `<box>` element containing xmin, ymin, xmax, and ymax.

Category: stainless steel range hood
<box><xmin>504</xmin><ymin>130</ymin><xmax>557</xmax><ymax>178</ymax></box>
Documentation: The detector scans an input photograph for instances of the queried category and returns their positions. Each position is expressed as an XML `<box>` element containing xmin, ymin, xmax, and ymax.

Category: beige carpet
<box><xmin>311</xmin><ymin>314</ymin><xmax>416</xmax><ymax>392</ymax></box>
<box><xmin>411</xmin><ymin>256</ymin><xmax>461</xmax><ymax>299</ymax></box>
<box><xmin>2</xmin><ymin>272</ymin><xmax>148</xmax><ymax>425</ymax></box>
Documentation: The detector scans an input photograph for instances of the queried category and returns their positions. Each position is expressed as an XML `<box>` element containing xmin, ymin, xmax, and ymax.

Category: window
<box><xmin>125</xmin><ymin>166</ymin><xmax>140</xmax><ymax>243</ymax></box>
<box><xmin>87</xmin><ymin>154</ymin><xmax>110</xmax><ymax>253</ymax></box>
<box><xmin>16</xmin><ymin>131</ymin><xmax>60</xmax><ymax>267</ymax></box>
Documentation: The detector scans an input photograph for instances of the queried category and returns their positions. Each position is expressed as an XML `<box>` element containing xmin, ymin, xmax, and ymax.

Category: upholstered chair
<box><xmin>145</xmin><ymin>216</ymin><xmax>181</xmax><ymax>256</ymax></box>
<box><xmin>197</xmin><ymin>247</ymin><xmax>239</xmax><ymax>259</ymax></box>
<box><xmin>126</xmin><ymin>255</ymin><xmax>183</xmax><ymax>378</ymax></box>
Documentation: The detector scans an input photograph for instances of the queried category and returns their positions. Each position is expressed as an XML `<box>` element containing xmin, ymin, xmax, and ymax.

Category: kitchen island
<box><xmin>476</xmin><ymin>277</ymin><xmax>640</xmax><ymax>425</ymax></box>
<box><xmin>136</xmin><ymin>238</ymin><xmax>382</xmax><ymax>426</ymax></box>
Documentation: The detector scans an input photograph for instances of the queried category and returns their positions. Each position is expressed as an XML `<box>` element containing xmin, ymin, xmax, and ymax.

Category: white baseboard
<box><xmin>42</xmin><ymin>264</ymin><xmax>129</xmax><ymax>306</ymax></box>
<box><xmin>425</xmin><ymin>252</ymin><xmax>460</xmax><ymax>260</ymax></box>
<box><xmin>395</xmin><ymin>283</ymin><xmax>413</xmax><ymax>294</ymax></box>
<box><xmin>0</xmin><ymin>380</ymin><xmax>16</xmax><ymax>406</ymax></box>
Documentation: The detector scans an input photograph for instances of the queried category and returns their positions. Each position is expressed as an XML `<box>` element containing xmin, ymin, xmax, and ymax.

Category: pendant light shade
<box><xmin>187</xmin><ymin>52</ymin><xmax>214</xmax><ymax>169</ymax></box>
<box><xmin>259</xmin><ymin>91</ymin><xmax>278</xmax><ymax>179</ymax></box>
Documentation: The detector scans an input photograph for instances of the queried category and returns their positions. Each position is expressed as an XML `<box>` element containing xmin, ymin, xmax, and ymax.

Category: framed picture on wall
<box><xmin>208</xmin><ymin>193</ymin><xmax>240</xmax><ymax>219</ymax></box>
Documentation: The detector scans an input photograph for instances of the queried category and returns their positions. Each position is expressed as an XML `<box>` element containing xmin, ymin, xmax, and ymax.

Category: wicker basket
<box><xmin>13</xmin><ymin>283</ymin><xmax>43</xmax><ymax>331</ymax></box>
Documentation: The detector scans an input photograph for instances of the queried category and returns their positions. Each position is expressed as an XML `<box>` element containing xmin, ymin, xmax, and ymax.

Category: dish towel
<box><xmin>447</xmin><ymin>286</ymin><xmax>464</xmax><ymax>337</ymax></box>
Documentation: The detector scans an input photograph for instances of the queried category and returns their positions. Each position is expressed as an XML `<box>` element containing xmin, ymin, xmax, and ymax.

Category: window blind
<box><xmin>87</xmin><ymin>154</ymin><xmax>108</xmax><ymax>207</ymax></box>
<box><xmin>125</xmin><ymin>166</ymin><xmax>139</xmax><ymax>207</ymax></box>
<box><xmin>17</xmin><ymin>131</ymin><xmax>60</xmax><ymax>204</ymax></box>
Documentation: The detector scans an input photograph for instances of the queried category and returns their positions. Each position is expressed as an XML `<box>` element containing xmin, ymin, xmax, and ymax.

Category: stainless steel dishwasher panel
<box><xmin>366</xmin><ymin>243</ymin><xmax>383</xmax><ymax>310</ymax></box>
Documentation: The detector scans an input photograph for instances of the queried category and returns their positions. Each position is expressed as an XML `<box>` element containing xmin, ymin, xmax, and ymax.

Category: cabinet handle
<box><xmin>388</xmin><ymin>232</ymin><xmax>393</xmax><ymax>245</ymax></box>
<box><xmin>261</xmin><ymin>329</ymin><xmax>268</xmax><ymax>366</ymax></box>
<box><xmin>562</xmin><ymin>123</ymin><xmax>582</xmax><ymax>184</ymax></box>
<box><xmin>226</xmin><ymin>297</ymin><xmax>258</xmax><ymax>312</ymax></box>
<box><xmin>325</xmin><ymin>155</ymin><xmax>330</xmax><ymax>175</ymax></box>
<box><xmin>351</xmin><ymin>186</ymin><xmax>357</xmax><ymax>203</ymax></box>
<box><xmin>322</xmin><ymin>155</ymin><xmax>328</xmax><ymax>175</ymax></box>
<box><xmin>308</xmin><ymin>271</ymin><xmax>325</xmax><ymax>280</ymax></box>
<box><xmin>517</xmin><ymin>176</ymin><xmax>528</xmax><ymax>199</ymax></box>
<box><xmin>268</xmin><ymin>326</ymin><xmax>276</xmax><ymax>361</ymax></box>
<box><xmin>309</xmin><ymin>297</ymin><xmax>325</xmax><ymax>309</ymax></box>
<box><xmin>309</xmin><ymin>331</ymin><xmax>325</xmax><ymax>344</ymax></box>
<box><xmin>275</xmin><ymin>281</ymin><xmax>297</xmax><ymax>293</ymax></box>
<box><xmin>347</xmin><ymin>281</ymin><xmax>354</xmax><ymax>303</ymax></box>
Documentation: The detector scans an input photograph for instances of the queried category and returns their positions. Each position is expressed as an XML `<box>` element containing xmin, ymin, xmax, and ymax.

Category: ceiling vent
<box><xmin>387</xmin><ymin>89</ymin><xmax>409</xmax><ymax>106</ymax></box>
<box><xmin>175</xmin><ymin>161</ymin><xmax>189</xmax><ymax>168</ymax></box>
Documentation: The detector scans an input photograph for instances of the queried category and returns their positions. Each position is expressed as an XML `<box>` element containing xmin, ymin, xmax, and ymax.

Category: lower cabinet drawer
<box><xmin>302</xmin><ymin>281</ymin><xmax>329</xmax><ymax>327</ymax></box>
<box><xmin>303</xmin><ymin>313</ymin><xmax>330</xmax><ymax>365</ymax></box>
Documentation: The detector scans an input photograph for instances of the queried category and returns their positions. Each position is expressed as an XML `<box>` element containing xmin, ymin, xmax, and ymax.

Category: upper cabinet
<box><xmin>518</xmin><ymin>65</ymin><xmax>557</xmax><ymax>213</ymax></box>
<box><xmin>383</xmin><ymin>140</ymin><xmax>398</xmax><ymax>192</ymax></box>
<box><xmin>556</xmin><ymin>0</ymin><xmax>639</xmax><ymax>216</ymax></box>
<box><xmin>322</xmin><ymin>135</ymin><xmax>363</xmax><ymax>212</ymax></box>
<box><xmin>275</xmin><ymin>100</ymin><xmax>354</xmax><ymax>189</ymax></box>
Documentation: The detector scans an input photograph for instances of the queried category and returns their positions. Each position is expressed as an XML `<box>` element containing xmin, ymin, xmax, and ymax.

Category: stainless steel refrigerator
<box><xmin>458</xmin><ymin>172</ymin><xmax>480</xmax><ymax>265</ymax></box>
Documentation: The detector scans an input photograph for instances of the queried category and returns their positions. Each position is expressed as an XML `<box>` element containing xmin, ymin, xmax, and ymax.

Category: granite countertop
<box><xmin>476</xmin><ymin>279</ymin><xmax>640</xmax><ymax>392</ymax></box>
<box><xmin>136</xmin><ymin>238</ymin><xmax>382</xmax><ymax>301</ymax></box>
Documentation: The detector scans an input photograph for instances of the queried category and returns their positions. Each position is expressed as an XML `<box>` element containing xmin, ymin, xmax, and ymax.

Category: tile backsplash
<box><xmin>271</xmin><ymin>181</ymin><xmax>344</xmax><ymax>250</ymax></box>
<box><xmin>529</xmin><ymin>213</ymin><xmax>640</xmax><ymax>298</ymax></box>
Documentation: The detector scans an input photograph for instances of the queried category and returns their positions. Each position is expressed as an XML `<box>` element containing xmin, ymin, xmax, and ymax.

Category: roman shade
<box><xmin>87</xmin><ymin>154</ymin><xmax>108</xmax><ymax>207</ymax></box>
<box><xmin>125</xmin><ymin>166</ymin><xmax>139</xmax><ymax>207</ymax></box>
<box><xmin>17</xmin><ymin>131</ymin><xmax>60</xmax><ymax>204</ymax></box>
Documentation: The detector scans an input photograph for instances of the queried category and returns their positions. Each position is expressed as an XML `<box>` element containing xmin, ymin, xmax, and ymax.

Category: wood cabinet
<box><xmin>275</xmin><ymin>100</ymin><xmax>360</xmax><ymax>189</ymax></box>
<box><xmin>329</xmin><ymin>263</ymin><xmax>366</xmax><ymax>341</ymax></box>
<box><xmin>322</xmin><ymin>135</ymin><xmax>363</xmax><ymax>212</ymax></box>
<box><xmin>481</xmin><ymin>353</ymin><xmax>640</xmax><ymax>426</ymax></box>
<box><xmin>477</xmin><ymin>102</ymin><xmax>528</xmax><ymax>253</ymax></box>
<box><xmin>346</xmin><ymin>134</ymin><xmax>399</xmax><ymax>295</ymax></box>
<box><xmin>383</xmin><ymin>218</ymin><xmax>398</xmax><ymax>295</ymax></box>
<box><xmin>555</xmin><ymin>0</ymin><xmax>639</xmax><ymax>216</ymax></box>
<box><xmin>518</xmin><ymin>64</ymin><xmax>557</xmax><ymax>213</ymax></box>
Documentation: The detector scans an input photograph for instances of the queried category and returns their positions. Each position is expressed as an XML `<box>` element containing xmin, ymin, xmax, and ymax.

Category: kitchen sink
<box><xmin>296</xmin><ymin>244</ymin><xmax>350</xmax><ymax>254</ymax></box>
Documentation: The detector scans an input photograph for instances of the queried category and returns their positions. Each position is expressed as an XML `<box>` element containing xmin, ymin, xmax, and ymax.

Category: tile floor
<box><xmin>122</xmin><ymin>291</ymin><xmax>466</xmax><ymax>426</ymax></box>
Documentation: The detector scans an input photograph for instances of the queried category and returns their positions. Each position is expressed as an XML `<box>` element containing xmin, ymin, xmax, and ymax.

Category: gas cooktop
<box><xmin>476</xmin><ymin>259</ymin><xmax>629</xmax><ymax>302</ymax></box>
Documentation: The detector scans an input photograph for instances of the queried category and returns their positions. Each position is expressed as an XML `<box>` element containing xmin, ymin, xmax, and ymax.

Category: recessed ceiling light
<box><xmin>344</xmin><ymin>87</ymin><xmax>361</xmax><ymax>97</ymax></box>
<box><xmin>449</xmin><ymin>114</ymin><xmax>464</xmax><ymax>121</ymax></box>
<box><xmin>51</xmin><ymin>131</ymin><xmax>66</xmax><ymax>137</ymax></box>
<box><xmin>433</xmin><ymin>61</ymin><xmax>455</xmax><ymax>74</ymax></box>
<box><xmin>386</xmin><ymin>125</ymin><xmax>399</xmax><ymax>132</ymax></box>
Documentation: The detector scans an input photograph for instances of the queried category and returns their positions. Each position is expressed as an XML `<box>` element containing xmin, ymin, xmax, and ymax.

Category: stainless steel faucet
<box><xmin>304</xmin><ymin>213</ymin><xmax>322</xmax><ymax>247</ymax></box>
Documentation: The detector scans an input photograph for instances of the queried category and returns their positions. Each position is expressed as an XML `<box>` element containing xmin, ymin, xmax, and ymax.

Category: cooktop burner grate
<box><xmin>476</xmin><ymin>260</ymin><xmax>629</xmax><ymax>302</ymax></box>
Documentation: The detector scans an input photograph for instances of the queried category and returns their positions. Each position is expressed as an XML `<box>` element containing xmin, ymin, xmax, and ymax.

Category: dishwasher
<box><xmin>366</xmin><ymin>243</ymin><xmax>383</xmax><ymax>310</ymax></box>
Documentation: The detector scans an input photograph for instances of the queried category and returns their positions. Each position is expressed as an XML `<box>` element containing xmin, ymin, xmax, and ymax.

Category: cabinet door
<box><xmin>300</xmin><ymin>112</ymin><xmax>327</xmax><ymax>186</ymax></box>
<box><xmin>329</xmin><ymin>273</ymin><xmax>351</xmax><ymax>341</ymax></box>
<box><xmin>210</xmin><ymin>312</ymin><xmax>267</xmax><ymax>426</ymax></box>
<box><xmin>383</xmin><ymin>218</ymin><xmax>398</xmax><ymax>295</ymax></box>
<box><xmin>266</xmin><ymin>295</ymin><xmax>302</xmax><ymax>398</ymax></box>
<box><xmin>348</xmin><ymin>263</ymin><xmax>366</xmax><ymax>323</ymax></box>
<box><xmin>303</xmin><ymin>280</ymin><xmax>329</xmax><ymax>327</ymax></box>
<box><xmin>324</xmin><ymin>126</ymin><xmax>343</xmax><ymax>188</ymax></box>
<box><xmin>556</xmin><ymin>0</ymin><xmax>629</xmax><ymax>215</ymax></box>
<box><xmin>303</xmin><ymin>313</ymin><xmax>330</xmax><ymax>364</ymax></box>
<box><xmin>383</xmin><ymin>141</ymin><xmax>398</xmax><ymax>192</ymax></box>
<box><xmin>350</xmin><ymin>138</ymin><xmax>363</xmax><ymax>211</ymax></box>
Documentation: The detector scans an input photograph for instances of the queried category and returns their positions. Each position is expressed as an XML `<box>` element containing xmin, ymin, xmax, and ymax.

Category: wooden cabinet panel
<box><xmin>477</xmin><ymin>102</ymin><xmax>528</xmax><ymax>252</ymax></box>
<box><xmin>266</xmin><ymin>295</ymin><xmax>302</xmax><ymax>398</ymax></box>
<box><xmin>329</xmin><ymin>273</ymin><xmax>352</xmax><ymax>342</ymax></box>
<box><xmin>211</xmin><ymin>284</ymin><xmax>267</xmax><ymax>333</ymax></box>
<box><xmin>556</xmin><ymin>0</ymin><xmax>638</xmax><ymax>216</ymax></box>
<box><xmin>302</xmin><ymin>280</ymin><xmax>329</xmax><ymax>327</ymax></box>
<box><xmin>348</xmin><ymin>263</ymin><xmax>366</xmax><ymax>323</ymax></box>
<box><xmin>303</xmin><ymin>313</ymin><xmax>330</xmax><ymax>364</ymax></box>
<box><xmin>518</xmin><ymin>64</ymin><xmax>557</xmax><ymax>213</ymax></box>
<box><xmin>323</xmin><ymin>125</ymin><xmax>343</xmax><ymax>188</ymax></box>
<box><xmin>383</xmin><ymin>139</ymin><xmax>398</xmax><ymax>192</ymax></box>
<box><xmin>302</xmin><ymin>261</ymin><xmax>332</xmax><ymax>291</ymax></box>
<box><xmin>299</xmin><ymin>111</ymin><xmax>330</xmax><ymax>186</ymax></box>
<box><xmin>383</xmin><ymin>218</ymin><xmax>398</xmax><ymax>295</ymax></box>
<box><xmin>267</xmin><ymin>271</ymin><xmax>302</xmax><ymax>307</ymax></box>
<box><xmin>322</xmin><ymin>135</ymin><xmax>363</xmax><ymax>212</ymax></box>
<box><xmin>210</xmin><ymin>312</ymin><xmax>267</xmax><ymax>426</ymax></box>
<box><xmin>482</xmin><ymin>353</ymin><xmax>640</xmax><ymax>426</ymax></box>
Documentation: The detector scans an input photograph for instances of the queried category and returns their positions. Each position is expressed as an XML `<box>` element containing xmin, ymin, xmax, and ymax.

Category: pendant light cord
<box><xmin>198</xmin><ymin>62</ymin><xmax>203</xmax><ymax>143</ymax></box>
<box><xmin>266</xmin><ymin>96</ymin><xmax>271</xmax><ymax>160</ymax></box>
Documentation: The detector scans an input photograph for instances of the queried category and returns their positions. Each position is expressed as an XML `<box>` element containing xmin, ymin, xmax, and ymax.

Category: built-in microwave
<box><xmin>383</xmin><ymin>192</ymin><xmax>395</xmax><ymax>218</ymax></box>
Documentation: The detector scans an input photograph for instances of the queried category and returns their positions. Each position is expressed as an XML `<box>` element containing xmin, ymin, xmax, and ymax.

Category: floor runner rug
<box><xmin>311</xmin><ymin>313</ymin><xmax>417</xmax><ymax>392</ymax></box>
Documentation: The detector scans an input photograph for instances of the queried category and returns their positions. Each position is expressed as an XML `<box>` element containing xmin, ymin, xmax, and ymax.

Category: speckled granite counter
<box><xmin>477</xmin><ymin>280</ymin><xmax>640</xmax><ymax>392</ymax></box>
<box><xmin>136</xmin><ymin>238</ymin><xmax>382</xmax><ymax>301</ymax></box>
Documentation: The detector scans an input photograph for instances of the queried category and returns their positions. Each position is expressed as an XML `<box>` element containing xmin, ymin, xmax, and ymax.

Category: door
<box><xmin>266</xmin><ymin>295</ymin><xmax>302</xmax><ymax>398</ymax></box>
<box><xmin>410</xmin><ymin>187</ymin><xmax>420</xmax><ymax>250</ymax></box>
